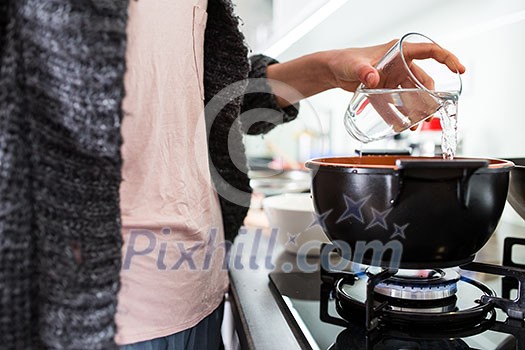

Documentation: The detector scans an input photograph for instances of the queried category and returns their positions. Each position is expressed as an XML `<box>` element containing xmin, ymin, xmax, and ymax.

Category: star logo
<box><xmin>307</xmin><ymin>209</ymin><xmax>333</xmax><ymax>231</ymax></box>
<box><xmin>390</xmin><ymin>223</ymin><xmax>409</xmax><ymax>239</ymax></box>
<box><xmin>365</xmin><ymin>207</ymin><xmax>392</xmax><ymax>230</ymax></box>
<box><xmin>336</xmin><ymin>194</ymin><xmax>370</xmax><ymax>224</ymax></box>
<box><xmin>286</xmin><ymin>232</ymin><xmax>300</xmax><ymax>246</ymax></box>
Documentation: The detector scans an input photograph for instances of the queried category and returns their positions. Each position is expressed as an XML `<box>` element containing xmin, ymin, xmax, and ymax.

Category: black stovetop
<box><xmin>269</xmin><ymin>237</ymin><xmax>525</xmax><ymax>350</ymax></box>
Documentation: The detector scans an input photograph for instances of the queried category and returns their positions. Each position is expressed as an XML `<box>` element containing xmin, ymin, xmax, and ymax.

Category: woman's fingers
<box><xmin>410</xmin><ymin>62</ymin><xmax>435</xmax><ymax>90</ymax></box>
<box><xmin>403</xmin><ymin>42</ymin><xmax>465</xmax><ymax>74</ymax></box>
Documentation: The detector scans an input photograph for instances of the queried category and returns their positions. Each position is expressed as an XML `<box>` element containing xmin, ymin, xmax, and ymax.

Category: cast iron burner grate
<box><xmin>320</xmin><ymin>237</ymin><xmax>525</xmax><ymax>331</ymax></box>
<box><xmin>320</xmin><ymin>260</ymin><xmax>494</xmax><ymax>331</ymax></box>
<box><xmin>460</xmin><ymin>237</ymin><xmax>525</xmax><ymax>320</ymax></box>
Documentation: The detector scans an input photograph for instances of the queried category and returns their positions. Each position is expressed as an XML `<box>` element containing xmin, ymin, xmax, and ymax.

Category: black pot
<box><xmin>507</xmin><ymin>158</ymin><xmax>525</xmax><ymax>221</ymax></box>
<box><xmin>305</xmin><ymin>156</ymin><xmax>513</xmax><ymax>269</ymax></box>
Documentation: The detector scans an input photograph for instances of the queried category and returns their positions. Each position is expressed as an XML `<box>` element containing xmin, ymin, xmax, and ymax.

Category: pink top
<box><xmin>116</xmin><ymin>0</ymin><xmax>228</xmax><ymax>345</ymax></box>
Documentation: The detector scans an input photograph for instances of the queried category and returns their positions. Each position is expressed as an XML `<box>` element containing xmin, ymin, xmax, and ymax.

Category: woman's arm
<box><xmin>240</xmin><ymin>55</ymin><xmax>300</xmax><ymax>135</ymax></box>
<box><xmin>266</xmin><ymin>40</ymin><xmax>466</xmax><ymax>107</ymax></box>
<box><xmin>240</xmin><ymin>40</ymin><xmax>465</xmax><ymax>134</ymax></box>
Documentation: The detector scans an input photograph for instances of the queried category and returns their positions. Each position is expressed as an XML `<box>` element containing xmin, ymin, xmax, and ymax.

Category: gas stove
<box><xmin>269</xmin><ymin>236</ymin><xmax>525</xmax><ymax>349</ymax></box>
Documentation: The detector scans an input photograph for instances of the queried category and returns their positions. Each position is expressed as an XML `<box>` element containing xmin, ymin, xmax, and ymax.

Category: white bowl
<box><xmin>263</xmin><ymin>193</ymin><xmax>330</xmax><ymax>256</ymax></box>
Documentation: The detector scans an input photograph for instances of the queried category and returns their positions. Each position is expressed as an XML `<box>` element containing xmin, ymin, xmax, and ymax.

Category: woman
<box><xmin>0</xmin><ymin>0</ymin><xmax>464</xmax><ymax>349</ymax></box>
<box><xmin>117</xmin><ymin>0</ymin><xmax>464</xmax><ymax>347</ymax></box>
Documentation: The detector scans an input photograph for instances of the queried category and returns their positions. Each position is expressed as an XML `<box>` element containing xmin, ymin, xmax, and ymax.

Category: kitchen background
<box><xmin>234</xmin><ymin>0</ymin><xmax>525</xmax><ymax>226</ymax></box>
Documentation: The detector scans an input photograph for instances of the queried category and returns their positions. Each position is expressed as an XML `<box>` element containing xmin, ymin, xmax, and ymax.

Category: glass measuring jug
<box><xmin>344</xmin><ymin>33</ymin><xmax>462</xmax><ymax>144</ymax></box>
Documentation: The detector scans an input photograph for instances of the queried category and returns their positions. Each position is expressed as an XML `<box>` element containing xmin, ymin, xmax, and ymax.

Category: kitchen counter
<box><xmin>228</xmin><ymin>208</ymin><xmax>525</xmax><ymax>350</ymax></box>
<box><xmin>228</xmin><ymin>209</ymin><xmax>306</xmax><ymax>350</ymax></box>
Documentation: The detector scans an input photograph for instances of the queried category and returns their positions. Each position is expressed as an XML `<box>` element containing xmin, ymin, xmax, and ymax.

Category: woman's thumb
<box><xmin>357</xmin><ymin>64</ymin><xmax>379</xmax><ymax>88</ymax></box>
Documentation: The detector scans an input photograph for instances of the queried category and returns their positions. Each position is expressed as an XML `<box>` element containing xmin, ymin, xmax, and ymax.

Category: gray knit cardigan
<box><xmin>0</xmin><ymin>0</ymin><xmax>298</xmax><ymax>349</ymax></box>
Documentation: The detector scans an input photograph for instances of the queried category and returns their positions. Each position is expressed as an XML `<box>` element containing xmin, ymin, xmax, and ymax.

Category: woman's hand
<box><xmin>326</xmin><ymin>39</ymin><xmax>466</xmax><ymax>91</ymax></box>
<box><xmin>266</xmin><ymin>39</ymin><xmax>466</xmax><ymax>107</ymax></box>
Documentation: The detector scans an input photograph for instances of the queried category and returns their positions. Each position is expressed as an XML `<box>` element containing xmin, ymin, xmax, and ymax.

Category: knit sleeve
<box><xmin>240</xmin><ymin>54</ymin><xmax>300</xmax><ymax>135</ymax></box>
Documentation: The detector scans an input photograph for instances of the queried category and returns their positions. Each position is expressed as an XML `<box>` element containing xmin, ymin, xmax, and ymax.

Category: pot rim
<box><xmin>506</xmin><ymin>157</ymin><xmax>525</xmax><ymax>168</ymax></box>
<box><xmin>305</xmin><ymin>155</ymin><xmax>514</xmax><ymax>170</ymax></box>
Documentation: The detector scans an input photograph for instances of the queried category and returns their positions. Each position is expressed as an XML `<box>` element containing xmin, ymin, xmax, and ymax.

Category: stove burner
<box><xmin>331</xmin><ymin>268</ymin><xmax>495</xmax><ymax>330</ymax></box>
<box><xmin>319</xmin><ymin>237</ymin><xmax>525</xmax><ymax>337</ymax></box>
<box><xmin>373</xmin><ymin>268</ymin><xmax>460</xmax><ymax>301</ymax></box>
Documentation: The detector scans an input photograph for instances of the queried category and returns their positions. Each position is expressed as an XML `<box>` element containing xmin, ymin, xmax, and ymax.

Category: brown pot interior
<box><xmin>306</xmin><ymin>156</ymin><xmax>513</xmax><ymax>170</ymax></box>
